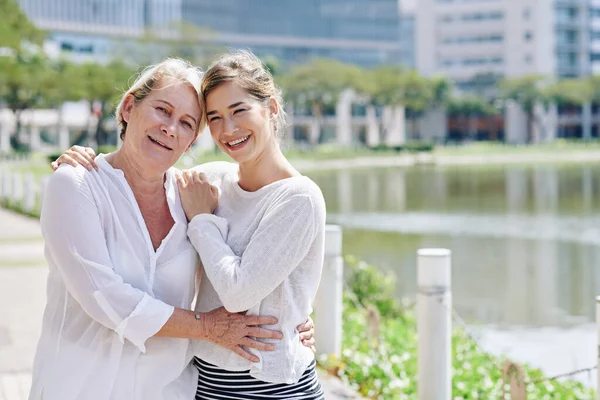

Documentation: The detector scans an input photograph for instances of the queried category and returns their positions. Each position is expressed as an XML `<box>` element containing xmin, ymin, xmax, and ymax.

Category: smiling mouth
<box><xmin>148</xmin><ymin>136</ymin><xmax>173</xmax><ymax>150</ymax></box>
<box><xmin>225</xmin><ymin>135</ymin><xmax>250</xmax><ymax>149</ymax></box>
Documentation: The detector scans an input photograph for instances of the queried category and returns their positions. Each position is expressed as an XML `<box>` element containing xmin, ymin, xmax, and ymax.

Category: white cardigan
<box><xmin>29</xmin><ymin>155</ymin><xmax>198</xmax><ymax>400</ymax></box>
<box><xmin>189</xmin><ymin>162</ymin><xmax>326</xmax><ymax>384</ymax></box>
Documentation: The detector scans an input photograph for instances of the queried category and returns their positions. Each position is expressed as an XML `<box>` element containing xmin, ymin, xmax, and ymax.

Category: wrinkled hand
<box><xmin>177</xmin><ymin>170</ymin><xmax>219</xmax><ymax>221</ymax></box>
<box><xmin>203</xmin><ymin>307</ymin><xmax>282</xmax><ymax>363</ymax></box>
<box><xmin>51</xmin><ymin>145</ymin><xmax>98</xmax><ymax>172</ymax></box>
<box><xmin>297</xmin><ymin>316</ymin><xmax>316</xmax><ymax>354</ymax></box>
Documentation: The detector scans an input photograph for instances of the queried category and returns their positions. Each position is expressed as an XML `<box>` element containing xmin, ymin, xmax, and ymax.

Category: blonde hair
<box><xmin>201</xmin><ymin>50</ymin><xmax>287</xmax><ymax>138</ymax></box>
<box><xmin>115</xmin><ymin>58</ymin><xmax>204</xmax><ymax>140</ymax></box>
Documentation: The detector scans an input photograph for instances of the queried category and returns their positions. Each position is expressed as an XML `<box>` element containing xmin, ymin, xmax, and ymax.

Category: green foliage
<box><xmin>0</xmin><ymin>0</ymin><xmax>45</xmax><ymax>51</ymax></box>
<box><xmin>499</xmin><ymin>75</ymin><xmax>550</xmax><ymax>114</ymax></box>
<box><xmin>369</xmin><ymin>141</ymin><xmax>435</xmax><ymax>153</ymax></box>
<box><xmin>546</xmin><ymin>79</ymin><xmax>593</xmax><ymax>106</ymax></box>
<box><xmin>320</xmin><ymin>257</ymin><xmax>596</xmax><ymax>399</ymax></box>
<box><xmin>344</xmin><ymin>255</ymin><xmax>403</xmax><ymax>318</ymax></box>
<box><xmin>277</xmin><ymin>58</ymin><xmax>365</xmax><ymax>108</ymax></box>
<box><xmin>447</xmin><ymin>97</ymin><xmax>498</xmax><ymax>116</ymax></box>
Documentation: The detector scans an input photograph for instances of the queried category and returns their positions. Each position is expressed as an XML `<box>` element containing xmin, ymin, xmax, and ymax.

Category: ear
<box><xmin>268</xmin><ymin>97</ymin><xmax>279</xmax><ymax>118</ymax></box>
<box><xmin>121</xmin><ymin>94</ymin><xmax>136</xmax><ymax>123</ymax></box>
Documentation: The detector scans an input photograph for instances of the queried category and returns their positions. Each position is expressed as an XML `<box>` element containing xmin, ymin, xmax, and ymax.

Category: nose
<box><xmin>222</xmin><ymin>116</ymin><xmax>238</xmax><ymax>136</ymax></box>
<box><xmin>160</xmin><ymin>118</ymin><xmax>177</xmax><ymax>137</ymax></box>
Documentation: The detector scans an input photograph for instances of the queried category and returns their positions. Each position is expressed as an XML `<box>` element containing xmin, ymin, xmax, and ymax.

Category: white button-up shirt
<box><xmin>29</xmin><ymin>155</ymin><xmax>199</xmax><ymax>400</ymax></box>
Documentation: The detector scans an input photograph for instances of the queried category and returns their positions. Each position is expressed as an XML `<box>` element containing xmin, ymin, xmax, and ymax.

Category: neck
<box><xmin>107</xmin><ymin>148</ymin><xmax>166</xmax><ymax>198</ymax></box>
<box><xmin>237</xmin><ymin>141</ymin><xmax>298</xmax><ymax>192</ymax></box>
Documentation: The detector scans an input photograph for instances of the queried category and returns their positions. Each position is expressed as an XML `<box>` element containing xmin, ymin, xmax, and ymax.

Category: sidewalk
<box><xmin>0</xmin><ymin>208</ymin><xmax>362</xmax><ymax>400</ymax></box>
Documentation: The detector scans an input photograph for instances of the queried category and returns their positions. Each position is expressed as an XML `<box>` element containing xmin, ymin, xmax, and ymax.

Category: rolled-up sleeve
<box><xmin>41</xmin><ymin>167</ymin><xmax>174</xmax><ymax>352</ymax></box>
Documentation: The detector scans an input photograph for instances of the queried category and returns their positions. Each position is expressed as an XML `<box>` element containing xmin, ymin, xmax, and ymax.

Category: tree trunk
<box><xmin>527</xmin><ymin>112</ymin><xmax>534</xmax><ymax>144</ymax></box>
<box><xmin>95</xmin><ymin>101</ymin><xmax>108</xmax><ymax>147</ymax></box>
<box><xmin>309</xmin><ymin>102</ymin><xmax>322</xmax><ymax>145</ymax></box>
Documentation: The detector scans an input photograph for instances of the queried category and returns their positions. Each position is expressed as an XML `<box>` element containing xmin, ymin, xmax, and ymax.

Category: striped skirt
<box><xmin>194</xmin><ymin>357</ymin><xmax>325</xmax><ymax>400</ymax></box>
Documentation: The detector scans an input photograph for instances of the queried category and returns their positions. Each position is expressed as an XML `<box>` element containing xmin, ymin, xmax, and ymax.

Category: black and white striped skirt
<box><xmin>194</xmin><ymin>357</ymin><xmax>325</xmax><ymax>400</ymax></box>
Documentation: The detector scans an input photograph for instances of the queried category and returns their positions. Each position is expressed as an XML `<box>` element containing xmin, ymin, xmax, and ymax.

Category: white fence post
<box><xmin>12</xmin><ymin>172</ymin><xmax>23</xmax><ymax>204</ymax></box>
<box><xmin>40</xmin><ymin>175</ymin><xmax>50</xmax><ymax>213</ymax></box>
<box><xmin>597</xmin><ymin>296</ymin><xmax>600</xmax><ymax>400</ymax></box>
<box><xmin>23</xmin><ymin>173</ymin><xmax>35</xmax><ymax>213</ymax></box>
<box><xmin>1</xmin><ymin>169</ymin><xmax>11</xmax><ymax>202</ymax></box>
<box><xmin>315</xmin><ymin>224</ymin><xmax>343</xmax><ymax>358</ymax></box>
<box><xmin>417</xmin><ymin>248</ymin><xmax>452</xmax><ymax>400</ymax></box>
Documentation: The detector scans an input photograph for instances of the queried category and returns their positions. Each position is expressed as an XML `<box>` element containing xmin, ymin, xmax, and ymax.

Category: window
<box><xmin>524</xmin><ymin>31</ymin><xmax>533</xmax><ymax>41</ymax></box>
<box><xmin>460</xmin><ymin>11</ymin><xmax>504</xmax><ymax>22</ymax></box>
<box><xmin>523</xmin><ymin>8</ymin><xmax>531</xmax><ymax>20</ymax></box>
<box><xmin>442</xmin><ymin>35</ymin><xmax>504</xmax><ymax>44</ymax></box>
<box><xmin>524</xmin><ymin>54</ymin><xmax>532</xmax><ymax>64</ymax></box>
<box><xmin>60</xmin><ymin>42</ymin><xmax>74</xmax><ymax>52</ymax></box>
<box><xmin>590</xmin><ymin>8</ymin><xmax>600</xmax><ymax>18</ymax></box>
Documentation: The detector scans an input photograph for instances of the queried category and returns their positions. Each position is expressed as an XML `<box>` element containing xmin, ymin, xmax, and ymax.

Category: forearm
<box><xmin>154</xmin><ymin>307</ymin><xmax>208</xmax><ymax>341</ymax></box>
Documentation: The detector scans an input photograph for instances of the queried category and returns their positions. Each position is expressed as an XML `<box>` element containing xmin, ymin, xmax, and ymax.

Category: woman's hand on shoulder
<box><xmin>51</xmin><ymin>146</ymin><xmax>98</xmax><ymax>172</ymax></box>
<box><xmin>177</xmin><ymin>169</ymin><xmax>219</xmax><ymax>221</ymax></box>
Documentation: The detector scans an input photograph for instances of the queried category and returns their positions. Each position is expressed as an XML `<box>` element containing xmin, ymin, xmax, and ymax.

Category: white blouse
<box><xmin>29</xmin><ymin>155</ymin><xmax>199</xmax><ymax>400</ymax></box>
<box><xmin>189</xmin><ymin>162</ymin><xmax>326</xmax><ymax>384</ymax></box>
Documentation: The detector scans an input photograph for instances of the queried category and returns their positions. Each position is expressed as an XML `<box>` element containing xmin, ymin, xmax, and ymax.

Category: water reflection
<box><xmin>307</xmin><ymin>164</ymin><xmax>600</xmax><ymax>328</ymax></box>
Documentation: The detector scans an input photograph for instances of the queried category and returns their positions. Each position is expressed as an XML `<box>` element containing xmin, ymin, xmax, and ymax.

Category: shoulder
<box><xmin>190</xmin><ymin>161</ymin><xmax>238</xmax><ymax>183</ymax></box>
<box><xmin>282</xmin><ymin>176</ymin><xmax>324</xmax><ymax>203</ymax></box>
<box><xmin>276</xmin><ymin>176</ymin><xmax>326</xmax><ymax>216</ymax></box>
<box><xmin>48</xmin><ymin>164</ymin><xmax>93</xmax><ymax>194</ymax></box>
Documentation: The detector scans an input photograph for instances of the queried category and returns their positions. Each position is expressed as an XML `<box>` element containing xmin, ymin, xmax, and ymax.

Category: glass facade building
<box><xmin>181</xmin><ymin>0</ymin><xmax>406</xmax><ymax>67</ymax></box>
<box><xmin>14</xmin><ymin>0</ymin><xmax>412</xmax><ymax>68</ymax></box>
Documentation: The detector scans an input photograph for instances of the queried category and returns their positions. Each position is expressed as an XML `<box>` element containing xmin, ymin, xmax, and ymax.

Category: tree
<box><xmin>465</xmin><ymin>72</ymin><xmax>503</xmax><ymax>100</ymax></box>
<box><xmin>0</xmin><ymin>53</ymin><xmax>52</xmax><ymax>148</ymax></box>
<box><xmin>546</xmin><ymin>78</ymin><xmax>592</xmax><ymax>107</ymax></box>
<box><xmin>0</xmin><ymin>0</ymin><xmax>45</xmax><ymax>51</ymax></box>
<box><xmin>500</xmin><ymin>75</ymin><xmax>550</xmax><ymax>144</ymax></box>
<box><xmin>364</xmin><ymin>67</ymin><xmax>438</xmax><ymax>141</ymax></box>
<box><xmin>277</xmin><ymin>58</ymin><xmax>364</xmax><ymax>144</ymax></box>
<box><xmin>76</xmin><ymin>61</ymin><xmax>135</xmax><ymax>147</ymax></box>
<box><xmin>447</xmin><ymin>96</ymin><xmax>497</xmax><ymax>140</ymax></box>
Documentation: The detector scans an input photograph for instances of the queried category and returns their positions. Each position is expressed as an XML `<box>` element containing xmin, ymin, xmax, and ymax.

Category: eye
<box><xmin>156</xmin><ymin>106</ymin><xmax>169</xmax><ymax>115</ymax></box>
<box><xmin>182</xmin><ymin>120</ymin><xmax>193</xmax><ymax>129</ymax></box>
<box><xmin>233</xmin><ymin>108</ymin><xmax>247</xmax><ymax>115</ymax></box>
<box><xmin>208</xmin><ymin>116</ymin><xmax>221</xmax><ymax>123</ymax></box>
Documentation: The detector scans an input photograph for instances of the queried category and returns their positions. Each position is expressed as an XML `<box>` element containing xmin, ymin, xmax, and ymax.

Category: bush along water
<box><xmin>318</xmin><ymin>256</ymin><xmax>596</xmax><ymax>399</ymax></box>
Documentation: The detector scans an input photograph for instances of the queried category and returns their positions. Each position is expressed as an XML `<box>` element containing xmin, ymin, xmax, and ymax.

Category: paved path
<box><xmin>0</xmin><ymin>207</ymin><xmax>362</xmax><ymax>400</ymax></box>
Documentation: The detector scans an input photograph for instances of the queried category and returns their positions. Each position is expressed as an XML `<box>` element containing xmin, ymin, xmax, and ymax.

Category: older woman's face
<box><xmin>121</xmin><ymin>79</ymin><xmax>201</xmax><ymax>173</ymax></box>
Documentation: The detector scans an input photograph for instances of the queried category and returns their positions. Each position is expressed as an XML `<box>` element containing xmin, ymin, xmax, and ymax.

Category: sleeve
<box><xmin>40</xmin><ymin>167</ymin><xmax>175</xmax><ymax>352</ymax></box>
<box><xmin>187</xmin><ymin>193</ymin><xmax>322</xmax><ymax>313</ymax></box>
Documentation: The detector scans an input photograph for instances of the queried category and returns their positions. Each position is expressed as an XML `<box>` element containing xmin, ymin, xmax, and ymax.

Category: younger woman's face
<box><xmin>205</xmin><ymin>81</ymin><xmax>277</xmax><ymax>164</ymax></box>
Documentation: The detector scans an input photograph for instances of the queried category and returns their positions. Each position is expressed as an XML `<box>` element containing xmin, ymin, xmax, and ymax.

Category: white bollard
<box><xmin>23</xmin><ymin>173</ymin><xmax>35</xmax><ymax>213</ymax></box>
<box><xmin>597</xmin><ymin>296</ymin><xmax>600</xmax><ymax>400</ymax></box>
<box><xmin>314</xmin><ymin>224</ymin><xmax>343</xmax><ymax>358</ymax></box>
<box><xmin>417</xmin><ymin>248</ymin><xmax>452</xmax><ymax>400</ymax></box>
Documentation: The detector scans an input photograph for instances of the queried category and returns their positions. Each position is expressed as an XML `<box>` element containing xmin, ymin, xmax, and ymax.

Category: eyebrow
<box><xmin>206</xmin><ymin>101</ymin><xmax>247</xmax><ymax>116</ymax></box>
<box><xmin>156</xmin><ymin>100</ymin><xmax>198</xmax><ymax>126</ymax></box>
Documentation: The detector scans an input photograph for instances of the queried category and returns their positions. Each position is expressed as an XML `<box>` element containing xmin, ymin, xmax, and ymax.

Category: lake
<box><xmin>308</xmin><ymin>163</ymin><xmax>600</xmax><ymax>385</ymax></box>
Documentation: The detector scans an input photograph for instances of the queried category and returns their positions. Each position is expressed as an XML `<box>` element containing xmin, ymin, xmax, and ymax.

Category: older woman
<box><xmin>32</xmin><ymin>58</ymin><xmax>314</xmax><ymax>400</ymax></box>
